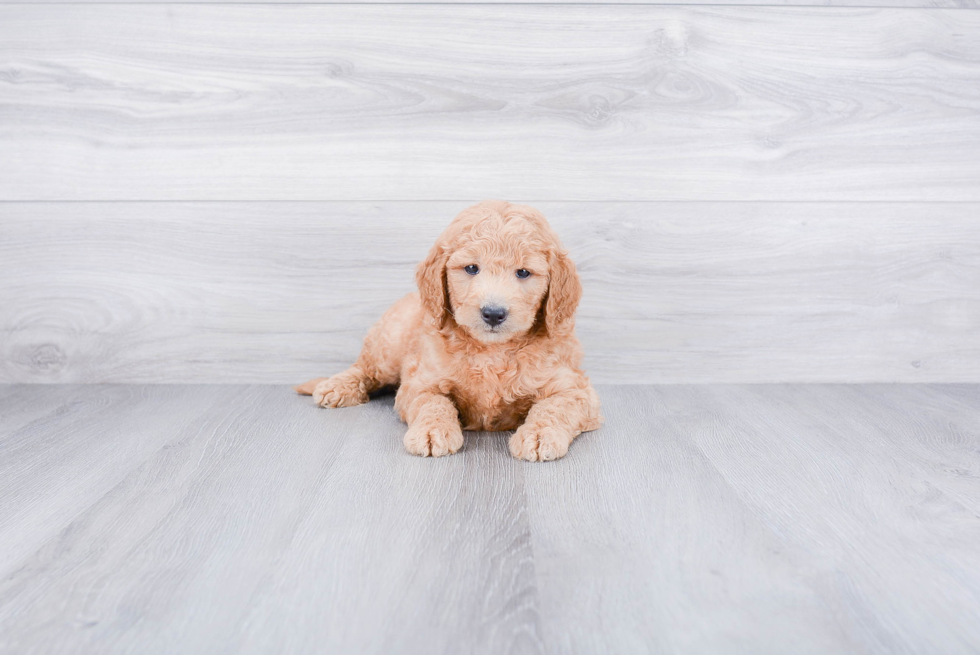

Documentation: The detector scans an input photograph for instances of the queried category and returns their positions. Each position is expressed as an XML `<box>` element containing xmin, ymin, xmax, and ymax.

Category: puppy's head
<box><xmin>417</xmin><ymin>200</ymin><xmax>582</xmax><ymax>343</ymax></box>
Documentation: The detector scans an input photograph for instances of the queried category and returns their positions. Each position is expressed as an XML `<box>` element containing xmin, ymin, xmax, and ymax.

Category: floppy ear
<box><xmin>416</xmin><ymin>241</ymin><xmax>452</xmax><ymax>328</ymax></box>
<box><xmin>544</xmin><ymin>249</ymin><xmax>582</xmax><ymax>336</ymax></box>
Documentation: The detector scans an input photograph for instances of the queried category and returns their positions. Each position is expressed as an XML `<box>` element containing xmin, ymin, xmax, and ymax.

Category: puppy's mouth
<box><xmin>467</xmin><ymin>322</ymin><xmax>515</xmax><ymax>342</ymax></box>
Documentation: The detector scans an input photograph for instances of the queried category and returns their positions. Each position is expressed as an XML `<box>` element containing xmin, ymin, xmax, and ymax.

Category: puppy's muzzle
<box><xmin>481</xmin><ymin>305</ymin><xmax>508</xmax><ymax>327</ymax></box>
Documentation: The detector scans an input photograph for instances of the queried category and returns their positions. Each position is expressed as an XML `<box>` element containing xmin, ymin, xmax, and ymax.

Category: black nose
<box><xmin>481</xmin><ymin>305</ymin><xmax>508</xmax><ymax>327</ymax></box>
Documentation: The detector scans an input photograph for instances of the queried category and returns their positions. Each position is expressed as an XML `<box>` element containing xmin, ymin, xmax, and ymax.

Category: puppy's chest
<box><xmin>448</xmin><ymin>356</ymin><xmax>535</xmax><ymax>431</ymax></box>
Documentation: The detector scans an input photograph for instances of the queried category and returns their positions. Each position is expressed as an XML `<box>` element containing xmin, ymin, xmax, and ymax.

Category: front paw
<box><xmin>313</xmin><ymin>374</ymin><xmax>369</xmax><ymax>408</ymax></box>
<box><xmin>510</xmin><ymin>423</ymin><xmax>574</xmax><ymax>462</ymax></box>
<box><xmin>404</xmin><ymin>420</ymin><xmax>464</xmax><ymax>458</ymax></box>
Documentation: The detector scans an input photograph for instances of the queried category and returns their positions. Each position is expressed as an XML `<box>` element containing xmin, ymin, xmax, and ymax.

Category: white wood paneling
<box><xmin>1</xmin><ymin>6</ymin><xmax>979</xmax><ymax>201</ymax></box>
<box><xmin>1</xmin><ymin>201</ymin><xmax>977</xmax><ymax>384</ymax></box>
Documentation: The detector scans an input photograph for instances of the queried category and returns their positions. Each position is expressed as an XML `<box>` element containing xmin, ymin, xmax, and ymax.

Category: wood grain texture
<box><xmin>2</xmin><ymin>6</ymin><xmax>979</xmax><ymax>201</ymax></box>
<box><xmin>670</xmin><ymin>384</ymin><xmax>980</xmax><ymax>654</ymax></box>
<box><xmin>0</xmin><ymin>385</ymin><xmax>539</xmax><ymax>654</ymax></box>
<box><xmin>522</xmin><ymin>384</ymin><xmax>978</xmax><ymax>653</ymax></box>
<box><xmin>1</xmin><ymin>201</ymin><xmax>978</xmax><ymax>385</ymax></box>
<box><xmin>0</xmin><ymin>386</ymin><xmax>242</xmax><ymax>576</ymax></box>
<box><xmin>0</xmin><ymin>384</ymin><xmax>978</xmax><ymax>654</ymax></box>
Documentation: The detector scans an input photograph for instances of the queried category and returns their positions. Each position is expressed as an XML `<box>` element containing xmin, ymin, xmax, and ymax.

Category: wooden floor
<box><xmin>1</xmin><ymin>384</ymin><xmax>978</xmax><ymax>654</ymax></box>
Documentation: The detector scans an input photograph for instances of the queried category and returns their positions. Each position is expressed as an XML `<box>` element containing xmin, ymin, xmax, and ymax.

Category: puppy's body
<box><xmin>297</xmin><ymin>201</ymin><xmax>601</xmax><ymax>461</ymax></box>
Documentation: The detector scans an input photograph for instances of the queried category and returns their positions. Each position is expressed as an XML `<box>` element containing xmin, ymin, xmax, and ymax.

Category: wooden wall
<box><xmin>1</xmin><ymin>3</ymin><xmax>978</xmax><ymax>383</ymax></box>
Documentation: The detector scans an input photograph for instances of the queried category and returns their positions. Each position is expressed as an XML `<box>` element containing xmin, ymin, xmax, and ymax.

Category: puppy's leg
<box><xmin>399</xmin><ymin>390</ymin><xmax>464</xmax><ymax>457</ymax></box>
<box><xmin>295</xmin><ymin>293</ymin><xmax>419</xmax><ymax>408</ymax></box>
<box><xmin>305</xmin><ymin>366</ymin><xmax>372</xmax><ymax>408</ymax></box>
<box><xmin>510</xmin><ymin>378</ymin><xmax>602</xmax><ymax>462</ymax></box>
<box><xmin>293</xmin><ymin>378</ymin><xmax>328</xmax><ymax>396</ymax></box>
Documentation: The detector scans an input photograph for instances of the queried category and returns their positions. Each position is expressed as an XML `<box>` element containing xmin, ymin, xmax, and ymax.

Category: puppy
<box><xmin>295</xmin><ymin>200</ymin><xmax>601</xmax><ymax>461</ymax></box>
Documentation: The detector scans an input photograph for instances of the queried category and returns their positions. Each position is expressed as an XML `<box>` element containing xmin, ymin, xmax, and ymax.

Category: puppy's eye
<box><xmin>516</xmin><ymin>269</ymin><xmax>531</xmax><ymax>279</ymax></box>
<box><xmin>464</xmin><ymin>265</ymin><xmax>479</xmax><ymax>275</ymax></box>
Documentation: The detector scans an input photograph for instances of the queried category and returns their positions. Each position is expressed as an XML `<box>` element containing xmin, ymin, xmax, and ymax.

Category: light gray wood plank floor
<box><xmin>0</xmin><ymin>384</ymin><xmax>977</xmax><ymax>654</ymax></box>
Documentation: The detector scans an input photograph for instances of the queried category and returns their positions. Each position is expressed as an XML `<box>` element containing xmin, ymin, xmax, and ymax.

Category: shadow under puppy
<box><xmin>296</xmin><ymin>200</ymin><xmax>602</xmax><ymax>461</ymax></box>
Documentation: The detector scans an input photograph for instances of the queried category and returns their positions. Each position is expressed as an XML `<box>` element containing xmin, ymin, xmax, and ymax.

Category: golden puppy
<box><xmin>295</xmin><ymin>200</ymin><xmax>601</xmax><ymax>461</ymax></box>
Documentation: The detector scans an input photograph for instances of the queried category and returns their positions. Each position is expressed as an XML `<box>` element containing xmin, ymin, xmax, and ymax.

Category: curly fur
<box><xmin>295</xmin><ymin>200</ymin><xmax>602</xmax><ymax>461</ymax></box>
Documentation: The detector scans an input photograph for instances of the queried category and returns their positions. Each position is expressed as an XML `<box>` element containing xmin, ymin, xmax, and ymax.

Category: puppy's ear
<box><xmin>416</xmin><ymin>242</ymin><xmax>451</xmax><ymax>328</ymax></box>
<box><xmin>544</xmin><ymin>249</ymin><xmax>582</xmax><ymax>336</ymax></box>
